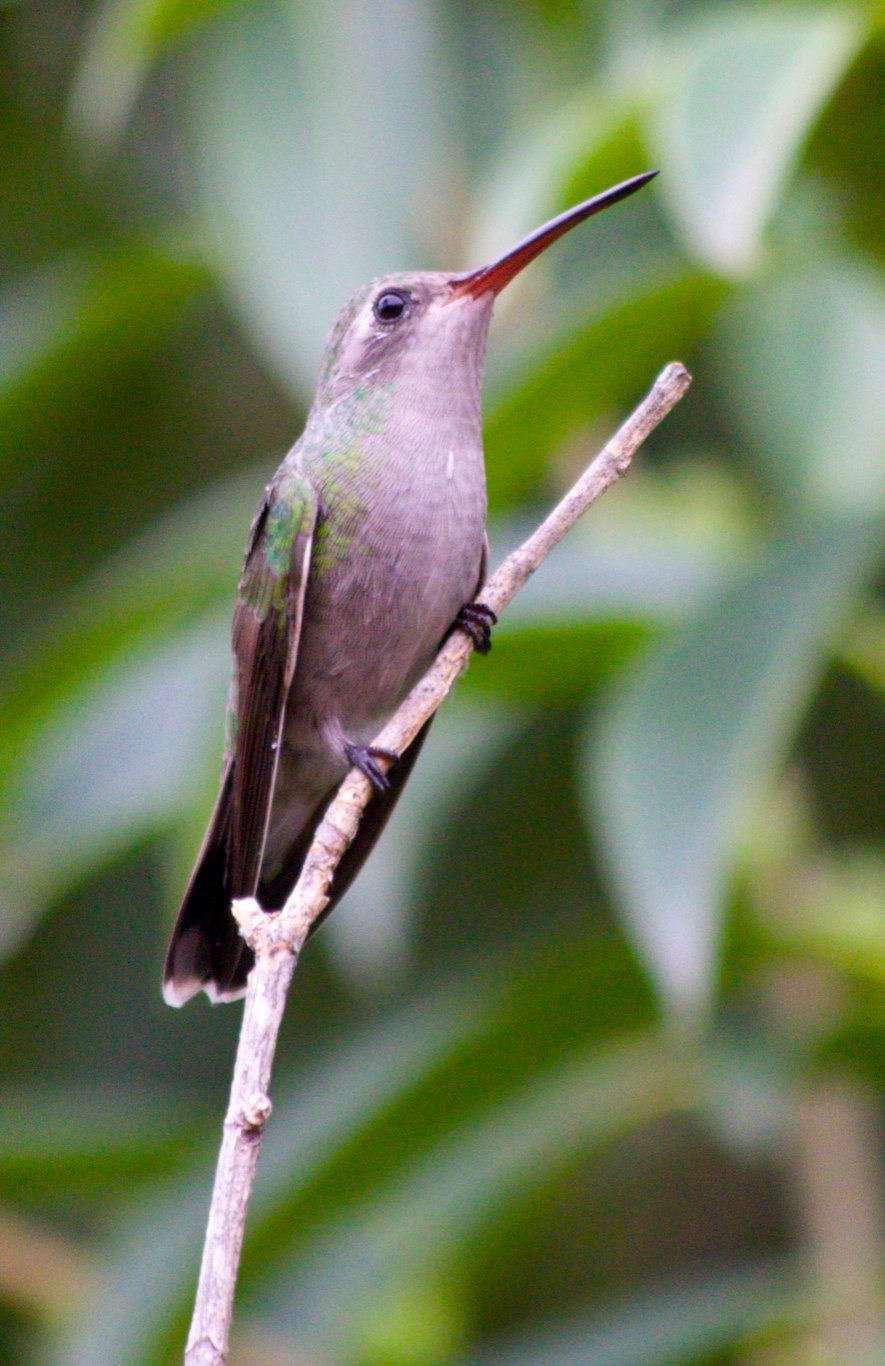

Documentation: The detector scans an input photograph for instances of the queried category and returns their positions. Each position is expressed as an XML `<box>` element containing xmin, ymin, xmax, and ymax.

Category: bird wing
<box><xmin>227</xmin><ymin>468</ymin><xmax>318</xmax><ymax>896</ymax></box>
<box><xmin>165</xmin><ymin>493</ymin><xmax>485</xmax><ymax>1006</ymax></box>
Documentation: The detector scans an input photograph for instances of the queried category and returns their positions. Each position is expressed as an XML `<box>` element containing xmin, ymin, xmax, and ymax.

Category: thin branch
<box><xmin>184</xmin><ymin>360</ymin><xmax>692</xmax><ymax>1364</ymax></box>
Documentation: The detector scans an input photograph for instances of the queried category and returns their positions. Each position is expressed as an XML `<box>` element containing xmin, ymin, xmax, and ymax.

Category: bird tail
<box><xmin>162</xmin><ymin>769</ymin><xmax>250</xmax><ymax>1005</ymax></box>
<box><xmin>162</xmin><ymin>718</ymin><xmax>434</xmax><ymax>1006</ymax></box>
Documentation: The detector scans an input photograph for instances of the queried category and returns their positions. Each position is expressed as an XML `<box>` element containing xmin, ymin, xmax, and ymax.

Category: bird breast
<box><xmin>289</xmin><ymin>410</ymin><xmax>487</xmax><ymax>752</ymax></box>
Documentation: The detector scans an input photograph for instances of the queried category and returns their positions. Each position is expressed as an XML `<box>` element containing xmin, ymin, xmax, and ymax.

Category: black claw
<box><xmin>456</xmin><ymin>601</ymin><xmax>498</xmax><ymax>655</ymax></box>
<box><xmin>345</xmin><ymin>743</ymin><xmax>398</xmax><ymax>794</ymax></box>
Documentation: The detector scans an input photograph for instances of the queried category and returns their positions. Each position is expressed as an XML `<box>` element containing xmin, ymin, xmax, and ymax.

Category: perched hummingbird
<box><xmin>163</xmin><ymin>171</ymin><xmax>656</xmax><ymax>1005</ymax></box>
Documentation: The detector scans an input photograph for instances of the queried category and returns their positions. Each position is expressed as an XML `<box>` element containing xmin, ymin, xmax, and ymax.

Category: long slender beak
<box><xmin>449</xmin><ymin>170</ymin><xmax>658</xmax><ymax>300</ymax></box>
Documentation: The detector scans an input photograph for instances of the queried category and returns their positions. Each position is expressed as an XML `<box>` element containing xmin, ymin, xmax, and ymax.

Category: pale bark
<box><xmin>185</xmin><ymin>360</ymin><xmax>692</xmax><ymax>1363</ymax></box>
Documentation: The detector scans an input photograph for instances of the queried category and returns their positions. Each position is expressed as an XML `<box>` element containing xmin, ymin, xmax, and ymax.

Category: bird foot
<box><xmin>456</xmin><ymin>601</ymin><xmax>498</xmax><ymax>655</ymax></box>
<box><xmin>345</xmin><ymin>743</ymin><xmax>398</xmax><ymax>794</ymax></box>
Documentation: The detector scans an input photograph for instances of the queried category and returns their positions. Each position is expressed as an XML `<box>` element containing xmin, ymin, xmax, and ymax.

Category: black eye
<box><xmin>373</xmin><ymin>289</ymin><xmax>409</xmax><ymax>323</ymax></box>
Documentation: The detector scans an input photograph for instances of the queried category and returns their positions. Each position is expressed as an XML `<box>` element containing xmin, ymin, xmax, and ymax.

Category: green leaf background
<box><xmin>0</xmin><ymin>1</ymin><xmax>881</xmax><ymax>1361</ymax></box>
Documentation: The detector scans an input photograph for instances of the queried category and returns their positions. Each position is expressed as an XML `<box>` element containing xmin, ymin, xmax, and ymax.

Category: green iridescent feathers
<box><xmin>226</xmin><ymin>472</ymin><xmax>318</xmax><ymax>892</ymax></box>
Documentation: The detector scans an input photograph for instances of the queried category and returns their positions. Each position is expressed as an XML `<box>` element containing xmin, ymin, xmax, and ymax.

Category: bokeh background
<box><xmin>0</xmin><ymin>1</ymin><xmax>882</xmax><ymax>1362</ymax></box>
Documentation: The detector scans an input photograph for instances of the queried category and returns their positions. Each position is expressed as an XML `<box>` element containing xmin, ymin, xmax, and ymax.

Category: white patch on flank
<box><xmin>446</xmin><ymin>449</ymin><xmax>455</xmax><ymax>480</ymax></box>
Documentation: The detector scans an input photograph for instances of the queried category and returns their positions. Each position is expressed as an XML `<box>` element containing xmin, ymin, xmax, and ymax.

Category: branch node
<box><xmin>232</xmin><ymin>896</ymin><xmax>267</xmax><ymax>949</ymax></box>
<box><xmin>240</xmin><ymin>1093</ymin><xmax>273</xmax><ymax>1131</ymax></box>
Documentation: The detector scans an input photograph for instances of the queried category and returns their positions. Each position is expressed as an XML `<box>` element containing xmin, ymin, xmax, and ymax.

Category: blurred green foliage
<box><xmin>0</xmin><ymin>1</ymin><xmax>882</xmax><ymax>1362</ymax></box>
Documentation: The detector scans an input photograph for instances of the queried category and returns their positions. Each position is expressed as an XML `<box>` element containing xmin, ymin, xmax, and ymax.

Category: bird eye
<box><xmin>373</xmin><ymin>290</ymin><xmax>409</xmax><ymax>323</ymax></box>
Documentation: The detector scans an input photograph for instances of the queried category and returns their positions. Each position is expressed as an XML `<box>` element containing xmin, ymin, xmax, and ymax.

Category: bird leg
<box><xmin>455</xmin><ymin>601</ymin><xmax>498</xmax><ymax>655</ymax></box>
<box><xmin>344</xmin><ymin>743</ymin><xmax>399</xmax><ymax>794</ymax></box>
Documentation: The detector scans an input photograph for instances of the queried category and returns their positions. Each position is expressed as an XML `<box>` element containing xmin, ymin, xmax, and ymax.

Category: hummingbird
<box><xmin>163</xmin><ymin>170</ymin><xmax>657</xmax><ymax>1006</ymax></box>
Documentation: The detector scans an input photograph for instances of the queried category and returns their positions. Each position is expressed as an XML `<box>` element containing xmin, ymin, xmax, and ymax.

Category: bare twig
<box><xmin>184</xmin><ymin>361</ymin><xmax>692</xmax><ymax>1364</ymax></box>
